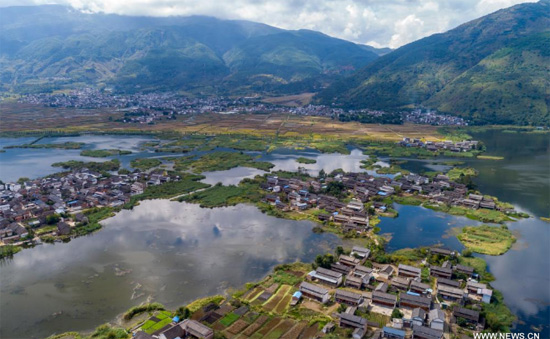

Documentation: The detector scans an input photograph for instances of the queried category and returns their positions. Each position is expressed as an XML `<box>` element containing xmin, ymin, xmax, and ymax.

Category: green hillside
<box><xmin>316</xmin><ymin>1</ymin><xmax>550</xmax><ymax>125</ymax></box>
<box><xmin>0</xmin><ymin>5</ymin><xmax>381</xmax><ymax>95</ymax></box>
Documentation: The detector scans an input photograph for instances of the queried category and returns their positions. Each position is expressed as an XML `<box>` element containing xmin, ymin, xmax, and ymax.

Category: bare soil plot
<box><xmin>243</xmin><ymin>287</ymin><xmax>264</xmax><ymax>301</ymax></box>
<box><xmin>226</xmin><ymin>319</ymin><xmax>250</xmax><ymax>334</ymax></box>
<box><xmin>264</xmin><ymin>319</ymin><xmax>295</xmax><ymax>339</ymax></box>
<box><xmin>298</xmin><ymin>324</ymin><xmax>320</xmax><ymax>338</ymax></box>
<box><xmin>254</xmin><ymin>317</ymin><xmax>283</xmax><ymax>337</ymax></box>
<box><xmin>262</xmin><ymin>93</ymin><xmax>315</xmax><ymax>107</ymax></box>
<box><xmin>274</xmin><ymin>292</ymin><xmax>293</xmax><ymax>314</ymax></box>
<box><xmin>280</xmin><ymin>321</ymin><xmax>308</xmax><ymax>339</ymax></box>
<box><xmin>242</xmin><ymin>315</ymin><xmax>269</xmax><ymax>336</ymax></box>
<box><xmin>266</xmin><ymin>283</ymin><xmax>280</xmax><ymax>294</ymax></box>
<box><xmin>263</xmin><ymin>285</ymin><xmax>292</xmax><ymax>312</ymax></box>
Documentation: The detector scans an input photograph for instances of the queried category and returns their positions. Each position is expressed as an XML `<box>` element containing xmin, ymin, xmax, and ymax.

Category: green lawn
<box><xmin>220</xmin><ymin>313</ymin><xmax>240</xmax><ymax>327</ymax></box>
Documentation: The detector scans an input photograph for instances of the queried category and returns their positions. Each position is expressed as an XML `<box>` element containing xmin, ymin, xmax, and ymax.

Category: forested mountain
<box><xmin>0</xmin><ymin>5</ymin><xmax>382</xmax><ymax>94</ymax></box>
<box><xmin>316</xmin><ymin>1</ymin><xmax>550</xmax><ymax>125</ymax></box>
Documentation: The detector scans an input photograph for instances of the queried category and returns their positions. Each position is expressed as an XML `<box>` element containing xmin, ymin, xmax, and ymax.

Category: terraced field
<box><xmin>263</xmin><ymin>285</ymin><xmax>292</xmax><ymax>312</ymax></box>
<box><xmin>241</xmin><ymin>315</ymin><xmax>269</xmax><ymax>336</ymax></box>
<box><xmin>264</xmin><ymin>319</ymin><xmax>295</xmax><ymax>339</ymax></box>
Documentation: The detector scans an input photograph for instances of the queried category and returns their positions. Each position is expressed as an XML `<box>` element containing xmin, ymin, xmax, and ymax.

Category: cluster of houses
<box><xmin>295</xmin><ymin>247</ymin><xmax>490</xmax><ymax>338</ymax></box>
<box><xmin>398</xmin><ymin>137</ymin><xmax>479</xmax><ymax>153</ymax></box>
<box><xmin>261</xmin><ymin>170</ymin><xmax>506</xmax><ymax>235</ymax></box>
<box><xmin>0</xmin><ymin>168</ymin><xmax>179</xmax><ymax>245</ymax></box>
<box><xmin>127</xmin><ymin>244</ymin><xmax>491</xmax><ymax>339</ymax></box>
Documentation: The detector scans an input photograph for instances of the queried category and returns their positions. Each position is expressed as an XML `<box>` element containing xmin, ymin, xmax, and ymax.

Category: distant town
<box><xmin>19</xmin><ymin>89</ymin><xmax>469</xmax><ymax>126</ymax></box>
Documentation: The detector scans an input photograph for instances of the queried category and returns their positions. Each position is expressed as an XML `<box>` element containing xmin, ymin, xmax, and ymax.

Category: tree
<box><xmin>17</xmin><ymin>177</ymin><xmax>30</xmax><ymax>184</ymax></box>
<box><xmin>335</xmin><ymin>246</ymin><xmax>345</xmax><ymax>256</ymax></box>
<box><xmin>318</xmin><ymin>169</ymin><xmax>326</xmax><ymax>178</ymax></box>
<box><xmin>391</xmin><ymin>308</ymin><xmax>404</xmax><ymax>319</ymax></box>
<box><xmin>337</xmin><ymin>303</ymin><xmax>348</xmax><ymax>313</ymax></box>
<box><xmin>462</xmin><ymin>249</ymin><xmax>473</xmax><ymax>257</ymax></box>
<box><xmin>45</xmin><ymin>214</ymin><xmax>60</xmax><ymax>225</ymax></box>
<box><xmin>314</xmin><ymin>253</ymin><xmax>335</xmax><ymax>269</ymax></box>
<box><xmin>324</xmin><ymin>181</ymin><xmax>346</xmax><ymax>198</ymax></box>
<box><xmin>176</xmin><ymin>306</ymin><xmax>191</xmax><ymax>319</ymax></box>
<box><xmin>457</xmin><ymin>173</ymin><xmax>476</xmax><ymax>190</ymax></box>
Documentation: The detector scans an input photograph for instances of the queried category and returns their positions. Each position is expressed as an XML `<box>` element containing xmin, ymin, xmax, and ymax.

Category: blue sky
<box><xmin>0</xmin><ymin>0</ymin><xmax>536</xmax><ymax>48</ymax></box>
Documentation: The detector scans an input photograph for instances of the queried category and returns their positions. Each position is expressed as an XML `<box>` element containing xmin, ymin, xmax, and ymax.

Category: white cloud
<box><xmin>0</xmin><ymin>0</ymin><xmax>537</xmax><ymax>47</ymax></box>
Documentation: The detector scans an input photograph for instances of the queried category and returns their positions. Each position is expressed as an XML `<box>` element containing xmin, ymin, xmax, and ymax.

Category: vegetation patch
<box><xmin>392</xmin><ymin>195</ymin><xmax>424</xmax><ymax>206</ymax></box>
<box><xmin>296</xmin><ymin>157</ymin><xmax>316</xmax><ymax>164</ymax></box>
<box><xmin>186</xmin><ymin>295</ymin><xmax>224</xmax><ymax>313</ymax></box>
<box><xmin>219</xmin><ymin>312</ymin><xmax>240</xmax><ymax>327</ymax></box>
<box><xmin>173</xmin><ymin>151</ymin><xmax>273</xmax><ymax>173</ymax></box>
<box><xmin>5</xmin><ymin>141</ymin><xmax>84</xmax><ymax>149</ymax></box>
<box><xmin>477</xmin><ymin>155</ymin><xmax>504</xmax><ymax>160</ymax></box>
<box><xmin>447</xmin><ymin>206</ymin><xmax>513</xmax><ymax>223</ymax></box>
<box><xmin>482</xmin><ymin>289</ymin><xmax>516</xmax><ymax>332</ymax></box>
<box><xmin>52</xmin><ymin>159</ymin><xmax>120</xmax><ymax>172</ymax></box>
<box><xmin>457</xmin><ymin>225</ymin><xmax>516</xmax><ymax>255</ymax></box>
<box><xmin>123</xmin><ymin>303</ymin><xmax>165</xmax><ymax>320</ymax></box>
<box><xmin>130</xmin><ymin>158</ymin><xmax>162</xmax><ymax>170</ymax></box>
<box><xmin>179</xmin><ymin>179</ymin><xmax>263</xmax><ymax>208</ymax></box>
<box><xmin>141</xmin><ymin>316</ymin><xmax>173</xmax><ymax>335</ymax></box>
<box><xmin>446</xmin><ymin>167</ymin><xmax>478</xmax><ymax>181</ymax></box>
<box><xmin>0</xmin><ymin>245</ymin><xmax>22</xmax><ymax>259</ymax></box>
<box><xmin>80</xmin><ymin>149</ymin><xmax>132</xmax><ymax>157</ymax></box>
<box><xmin>126</xmin><ymin>175</ymin><xmax>209</xmax><ymax>208</ymax></box>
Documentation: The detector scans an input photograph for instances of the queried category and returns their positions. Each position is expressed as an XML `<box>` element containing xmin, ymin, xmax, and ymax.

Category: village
<box><xmin>0</xmin><ymin>142</ymin><xmax>519</xmax><ymax>339</ymax></box>
<box><xmin>0</xmin><ymin>167</ymin><xmax>179</xmax><ymax>247</ymax></box>
<box><xmin>121</xmin><ymin>165</ymin><xmax>515</xmax><ymax>338</ymax></box>
<box><xmin>128</xmin><ymin>242</ymin><xmax>494</xmax><ymax>339</ymax></box>
<box><xmin>397</xmin><ymin>138</ymin><xmax>480</xmax><ymax>154</ymax></box>
<box><xmin>259</xmin><ymin>167</ymin><xmax>506</xmax><ymax>229</ymax></box>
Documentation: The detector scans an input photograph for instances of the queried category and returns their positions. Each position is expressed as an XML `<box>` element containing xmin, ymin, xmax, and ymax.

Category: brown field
<box><xmin>274</xmin><ymin>293</ymin><xmax>293</xmax><ymax>314</ymax></box>
<box><xmin>0</xmin><ymin>103</ymin><xmax>119</xmax><ymax>132</ymax></box>
<box><xmin>255</xmin><ymin>318</ymin><xmax>283</xmax><ymax>337</ymax></box>
<box><xmin>243</xmin><ymin>287</ymin><xmax>264</xmax><ymax>302</ymax></box>
<box><xmin>242</xmin><ymin>315</ymin><xmax>269</xmax><ymax>336</ymax></box>
<box><xmin>280</xmin><ymin>321</ymin><xmax>308</xmax><ymax>339</ymax></box>
<box><xmin>263</xmin><ymin>285</ymin><xmax>291</xmax><ymax>312</ymax></box>
<box><xmin>264</xmin><ymin>319</ymin><xmax>295</xmax><ymax>339</ymax></box>
<box><xmin>298</xmin><ymin>324</ymin><xmax>320</xmax><ymax>338</ymax></box>
<box><xmin>262</xmin><ymin>93</ymin><xmax>315</xmax><ymax>107</ymax></box>
<box><xmin>227</xmin><ymin>319</ymin><xmax>250</xmax><ymax>334</ymax></box>
<box><xmin>0</xmin><ymin>102</ymin><xmax>443</xmax><ymax>142</ymax></box>
<box><xmin>265</xmin><ymin>283</ymin><xmax>280</xmax><ymax>294</ymax></box>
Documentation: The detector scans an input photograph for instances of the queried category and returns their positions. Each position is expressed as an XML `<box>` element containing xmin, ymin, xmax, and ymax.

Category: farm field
<box><xmin>263</xmin><ymin>285</ymin><xmax>292</xmax><ymax>312</ymax></box>
<box><xmin>0</xmin><ymin>102</ymin><xmax>443</xmax><ymax>143</ymax></box>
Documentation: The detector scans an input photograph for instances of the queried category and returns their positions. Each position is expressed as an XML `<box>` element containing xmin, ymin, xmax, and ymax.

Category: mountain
<box><xmin>316</xmin><ymin>1</ymin><xmax>550</xmax><ymax>125</ymax></box>
<box><xmin>0</xmin><ymin>5</ymin><xmax>383</xmax><ymax>95</ymax></box>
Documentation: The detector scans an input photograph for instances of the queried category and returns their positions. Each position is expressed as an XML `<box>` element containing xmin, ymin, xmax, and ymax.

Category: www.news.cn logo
<box><xmin>474</xmin><ymin>333</ymin><xmax>540</xmax><ymax>339</ymax></box>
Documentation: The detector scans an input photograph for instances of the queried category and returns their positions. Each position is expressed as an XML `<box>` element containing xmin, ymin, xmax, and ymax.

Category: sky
<box><xmin>0</xmin><ymin>0</ymin><xmax>537</xmax><ymax>48</ymax></box>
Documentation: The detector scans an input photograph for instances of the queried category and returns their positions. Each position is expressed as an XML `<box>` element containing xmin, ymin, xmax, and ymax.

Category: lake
<box><xmin>0</xmin><ymin>135</ymin><xmax>159</xmax><ymax>182</ymax></box>
<box><xmin>0</xmin><ymin>202</ymin><xmax>340</xmax><ymax>338</ymax></box>
<box><xmin>0</xmin><ymin>130</ymin><xmax>548</xmax><ymax>337</ymax></box>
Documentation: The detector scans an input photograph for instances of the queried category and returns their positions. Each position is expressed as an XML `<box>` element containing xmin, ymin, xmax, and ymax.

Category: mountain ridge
<box><xmin>316</xmin><ymin>0</ymin><xmax>550</xmax><ymax>125</ymax></box>
<box><xmin>0</xmin><ymin>5</ymin><xmax>384</xmax><ymax>95</ymax></box>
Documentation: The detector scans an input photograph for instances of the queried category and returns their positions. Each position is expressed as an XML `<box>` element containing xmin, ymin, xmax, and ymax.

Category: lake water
<box><xmin>0</xmin><ymin>130</ymin><xmax>548</xmax><ymax>337</ymax></box>
<box><xmin>0</xmin><ymin>135</ymin><xmax>159</xmax><ymax>182</ymax></box>
<box><xmin>0</xmin><ymin>202</ymin><xmax>340</xmax><ymax>338</ymax></box>
<box><xmin>378</xmin><ymin>130</ymin><xmax>550</xmax><ymax>335</ymax></box>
